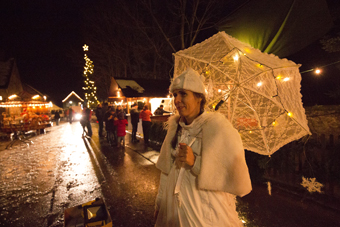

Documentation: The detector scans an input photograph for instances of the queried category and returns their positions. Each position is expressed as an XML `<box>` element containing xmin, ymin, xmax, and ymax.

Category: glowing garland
<box><xmin>0</xmin><ymin>101</ymin><xmax>53</xmax><ymax>108</ymax></box>
<box><xmin>82</xmin><ymin>44</ymin><xmax>99</xmax><ymax>108</ymax></box>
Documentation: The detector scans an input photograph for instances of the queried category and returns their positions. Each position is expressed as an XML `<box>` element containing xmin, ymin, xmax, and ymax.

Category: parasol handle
<box><xmin>215</xmin><ymin>100</ymin><xmax>224</xmax><ymax>110</ymax></box>
<box><xmin>215</xmin><ymin>92</ymin><xmax>231</xmax><ymax>111</ymax></box>
<box><xmin>174</xmin><ymin>137</ymin><xmax>196</xmax><ymax>195</ymax></box>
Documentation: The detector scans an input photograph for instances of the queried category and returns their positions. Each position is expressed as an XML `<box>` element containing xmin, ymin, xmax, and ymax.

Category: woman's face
<box><xmin>173</xmin><ymin>89</ymin><xmax>201</xmax><ymax>124</ymax></box>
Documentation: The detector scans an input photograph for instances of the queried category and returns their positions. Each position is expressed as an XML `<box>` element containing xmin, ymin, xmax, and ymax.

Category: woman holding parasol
<box><xmin>154</xmin><ymin>68</ymin><xmax>252</xmax><ymax>226</ymax></box>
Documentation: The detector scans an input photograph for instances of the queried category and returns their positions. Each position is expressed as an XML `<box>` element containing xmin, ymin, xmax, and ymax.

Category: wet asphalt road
<box><xmin>0</xmin><ymin>121</ymin><xmax>339</xmax><ymax>227</ymax></box>
<box><xmin>0</xmin><ymin>121</ymin><xmax>160</xmax><ymax>227</ymax></box>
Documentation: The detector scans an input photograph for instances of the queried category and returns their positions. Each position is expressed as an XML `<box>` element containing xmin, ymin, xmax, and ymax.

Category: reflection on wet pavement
<box><xmin>1</xmin><ymin>121</ymin><xmax>339</xmax><ymax>226</ymax></box>
<box><xmin>0</xmin><ymin>122</ymin><xmax>101</xmax><ymax>227</ymax></box>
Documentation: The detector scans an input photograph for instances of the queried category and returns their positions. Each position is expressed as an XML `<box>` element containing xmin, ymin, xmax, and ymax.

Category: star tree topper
<box><xmin>83</xmin><ymin>44</ymin><xmax>89</xmax><ymax>51</ymax></box>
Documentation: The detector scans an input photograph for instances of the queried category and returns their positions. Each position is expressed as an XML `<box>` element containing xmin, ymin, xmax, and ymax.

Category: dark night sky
<box><xmin>0</xmin><ymin>1</ymin><xmax>86</xmax><ymax>107</ymax></box>
<box><xmin>1</xmin><ymin>0</ymin><xmax>340</xmax><ymax>107</ymax></box>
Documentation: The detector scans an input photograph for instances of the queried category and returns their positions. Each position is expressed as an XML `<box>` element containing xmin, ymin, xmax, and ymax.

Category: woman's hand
<box><xmin>175</xmin><ymin>143</ymin><xmax>195</xmax><ymax>167</ymax></box>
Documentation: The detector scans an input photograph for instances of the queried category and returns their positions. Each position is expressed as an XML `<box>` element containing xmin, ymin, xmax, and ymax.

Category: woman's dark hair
<box><xmin>170</xmin><ymin>92</ymin><xmax>206</xmax><ymax>149</ymax></box>
<box><xmin>171</xmin><ymin>123</ymin><xmax>182</xmax><ymax>149</ymax></box>
<box><xmin>143</xmin><ymin>105</ymin><xmax>149</xmax><ymax>110</ymax></box>
<box><xmin>193</xmin><ymin>92</ymin><xmax>206</xmax><ymax>113</ymax></box>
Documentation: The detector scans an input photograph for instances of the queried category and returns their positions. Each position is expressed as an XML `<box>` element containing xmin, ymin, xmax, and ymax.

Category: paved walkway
<box><xmin>0</xmin><ymin>121</ymin><xmax>339</xmax><ymax>227</ymax></box>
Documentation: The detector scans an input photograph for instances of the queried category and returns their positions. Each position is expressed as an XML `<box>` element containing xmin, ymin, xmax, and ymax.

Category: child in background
<box><xmin>114</xmin><ymin>112</ymin><xmax>128</xmax><ymax>148</ymax></box>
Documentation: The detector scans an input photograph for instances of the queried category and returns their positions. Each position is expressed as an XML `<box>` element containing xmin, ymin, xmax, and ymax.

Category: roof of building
<box><xmin>0</xmin><ymin>58</ymin><xmax>15</xmax><ymax>89</ymax></box>
<box><xmin>115</xmin><ymin>78</ymin><xmax>170</xmax><ymax>98</ymax></box>
<box><xmin>62</xmin><ymin>91</ymin><xmax>84</xmax><ymax>103</ymax></box>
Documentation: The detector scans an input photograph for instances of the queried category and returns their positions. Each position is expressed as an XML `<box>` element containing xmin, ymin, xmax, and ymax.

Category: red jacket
<box><xmin>139</xmin><ymin>110</ymin><xmax>152</xmax><ymax>122</ymax></box>
<box><xmin>114</xmin><ymin>119</ymin><xmax>128</xmax><ymax>137</ymax></box>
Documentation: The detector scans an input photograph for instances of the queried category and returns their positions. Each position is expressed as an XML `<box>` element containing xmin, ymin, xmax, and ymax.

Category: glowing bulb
<box><xmin>244</xmin><ymin>47</ymin><xmax>251</xmax><ymax>53</ymax></box>
<box><xmin>315</xmin><ymin>68</ymin><xmax>321</xmax><ymax>74</ymax></box>
<box><xmin>283</xmin><ymin>77</ymin><xmax>290</xmax><ymax>82</ymax></box>
<box><xmin>287</xmin><ymin>112</ymin><xmax>293</xmax><ymax>117</ymax></box>
<box><xmin>276</xmin><ymin>75</ymin><xmax>282</xmax><ymax>80</ymax></box>
<box><xmin>249</xmin><ymin>131</ymin><xmax>253</xmax><ymax>134</ymax></box>
<box><xmin>257</xmin><ymin>82</ymin><xmax>263</xmax><ymax>87</ymax></box>
<box><xmin>218</xmin><ymin>89</ymin><xmax>221</xmax><ymax>93</ymax></box>
<box><xmin>272</xmin><ymin>121</ymin><xmax>278</xmax><ymax>126</ymax></box>
<box><xmin>205</xmin><ymin>71</ymin><xmax>210</xmax><ymax>75</ymax></box>
<box><xmin>233</xmin><ymin>54</ymin><xmax>239</xmax><ymax>62</ymax></box>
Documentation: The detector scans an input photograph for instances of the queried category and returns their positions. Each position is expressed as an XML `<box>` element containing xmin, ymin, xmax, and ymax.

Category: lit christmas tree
<box><xmin>82</xmin><ymin>44</ymin><xmax>99</xmax><ymax>109</ymax></box>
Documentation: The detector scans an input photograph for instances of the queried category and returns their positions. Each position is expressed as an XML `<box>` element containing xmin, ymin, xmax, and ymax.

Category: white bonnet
<box><xmin>169</xmin><ymin>68</ymin><xmax>206</xmax><ymax>94</ymax></box>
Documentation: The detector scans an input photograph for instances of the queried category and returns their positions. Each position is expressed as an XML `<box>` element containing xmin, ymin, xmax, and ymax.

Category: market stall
<box><xmin>0</xmin><ymin>100</ymin><xmax>53</xmax><ymax>148</ymax></box>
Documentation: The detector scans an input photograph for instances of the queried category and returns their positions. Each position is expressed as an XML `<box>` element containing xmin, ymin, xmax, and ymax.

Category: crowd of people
<box><xmin>94</xmin><ymin>102</ymin><xmax>152</xmax><ymax>148</ymax></box>
<box><xmin>91</xmin><ymin>102</ymin><xmax>172</xmax><ymax>148</ymax></box>
<box><xmin>54</xmin><ymin>100</ymin><xmax>172</xmax><ymax>147</ymax></box>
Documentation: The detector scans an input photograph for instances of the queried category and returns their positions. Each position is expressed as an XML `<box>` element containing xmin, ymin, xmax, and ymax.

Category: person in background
<box><xmin>115</xmin><ymin>105</ymin><xmax>126</xmax><ymax>142</ymax></box>
<box><xmin>154</xmin><ymin>105</ymin><xmax>171</xmax><ymax>116</ymax></box>
<box><xmin>139</xmin><ymin>105</ymin><xmax>153</xmax><ymax>147</ymax></box>
<box><xmin>104</xmin><ymin>106</ymin><xmax>111</xmax><ymax>140</ymax></box>
<box><xmin>102</xmin><ymin>102</ymin><xmax>108</xmax><ymax>136</ymax></box>
<box><xmin>154</xmin><ymin>68</ymin><xmax>252</xmax><ymax>226</ymax></box>
<box><xmin>104</xmin><ymin>107</ymin><xmax>114</xmax><ymax>145</ymax></box>
<box><xmin>82</xmin><ymin>105</ymin><xmax>92</xmax><ymax>137</ymax></box>
<box><xmin>54</xmin><ymin>111</ymin><xmax>60</xmax><ymax>126</ymax></box>
<box><xmin>114</xmin><ymin>112</ymin><xmax>128</xmax><ymax>148</ymax></box>
<box><xmin>68</xmin><ymin>107</ymin><xmax>73</xmax><ymax>124</ymax></box>
<box><xmin>96</xmin><ymin>104</ymin><xmax>104</xmax><ymax>137</ymax></box>
<box><xmin>65</xmin><ymin>109</ymin><xmax>69</xmax><ymax>122</ymax></box>
<box><xmin>130</xmin><ymin>103</ymin><xmax>140</xmax><ymax>143</ymax></box>
<box><xmin>80</xmin><ymin>111</ymin><xmax>87</xmax><ymax>136</ymax></box>
<box><xmin>116</xmin><ymin>105</ymin><xmax>126</xmax><ymax>119</ymax></box>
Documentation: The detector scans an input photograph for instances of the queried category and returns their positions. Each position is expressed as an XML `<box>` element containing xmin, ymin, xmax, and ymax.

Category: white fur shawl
<box><xmin>156</xmin><ymin>112</ymin><xmax>252</xmax><ymax>197</ymax></box>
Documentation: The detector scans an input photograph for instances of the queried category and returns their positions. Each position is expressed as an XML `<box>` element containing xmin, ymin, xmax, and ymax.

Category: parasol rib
<box><xmin>239</xmin><ymin>87</ymin><xmax>271</xmax><ymax>153</ymax></box>
<box><xmin>240</xmin><ymin>85</ymin><xmax>283</xmax><ymax>108</ymax></box>
<box><xmin>174</xmin><ymin>53</ymin><xmax>238</xmax><ymax>83</ymax></box>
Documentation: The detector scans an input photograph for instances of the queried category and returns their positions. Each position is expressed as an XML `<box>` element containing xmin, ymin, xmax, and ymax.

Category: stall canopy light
<box><xmin>0</xmin><ymin>101</ymin><xmax>53</xmax><ymax>108</ymax></box>
<box><xmin>8</xmin><ymin>94</ymin><xmax>17</xmax><ymax>100</ymax></box>
<box><xmin>32</xmin><ymin>95</ymin><xmax>40</xmax><ymax>99</ymax></box>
